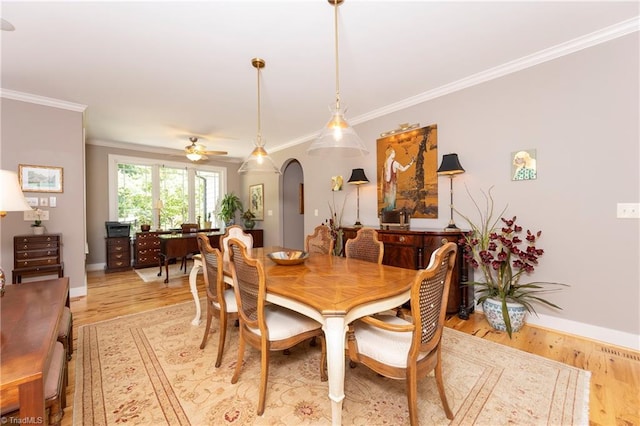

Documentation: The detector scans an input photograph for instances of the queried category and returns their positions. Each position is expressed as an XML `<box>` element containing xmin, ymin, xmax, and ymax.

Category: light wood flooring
<box><xmin>60</xmin><ymin>268</ymin><xmax>639</xmax><ymax>426</ymax></box>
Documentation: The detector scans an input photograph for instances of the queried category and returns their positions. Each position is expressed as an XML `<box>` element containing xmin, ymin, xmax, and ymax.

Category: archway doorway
<box><xmin>281</xmin><ymin>159</ymin><xmax>304</xmax><ymax>249</ymax></box>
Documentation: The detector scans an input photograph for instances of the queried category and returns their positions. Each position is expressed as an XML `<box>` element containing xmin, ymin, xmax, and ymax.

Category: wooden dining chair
<box><xmin>346</xmin><ymin>242</ymin><xmax>458</xmax><ymax>425</ymax></box>
<box><xmin>197</xmin><ymin>233</ymin><xmax>238</xmax><ymax>367</ymax></box>
<box><xmin>344</xmin><ymin>227</ymin><xmax>384</xmax><ymax>264</ymax></box>
<box><xmin>305</xmin><ymin>224</ymin><xmax>335</xmax><ymax>255</ymax></box>
<box><xmin>228</xmin><ymin>238</ymin><xmax>327</xmax><ymax>415</ymax></box>
<box><xmin>221</xmin><ymin>225</ymin><xmax>253</xmax><ymax>263</ymax></box>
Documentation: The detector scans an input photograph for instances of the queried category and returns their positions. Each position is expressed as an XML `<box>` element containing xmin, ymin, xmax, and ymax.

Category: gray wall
<box><xmin>270</xmin><ymin>33</ymin><xmax>639</xmax><ymax>346</ymax></box>
<box><xmin>0</xmin><ymin>99</ymin><xmax>86</xmax><ymax>296</ymax></box>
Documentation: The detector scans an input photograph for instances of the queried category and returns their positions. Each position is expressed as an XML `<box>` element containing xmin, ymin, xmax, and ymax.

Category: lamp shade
<box><xmin>154</xmin><ymin>199</ymin><xmax>164</xmax><ymax>210</ymax></box>
<box><xmin>437</xmin><ymin>153</ymin><xmax>465</xmax><ymax>175</ymax></box>
<box><xmin>0</xmin><ymin>170</ymin><xmax>32</xmax><ymax>215</ymax></box>
<box><xmin>347</xmin><ymin>168</ymin><xmax>369</xmax><ymax>185</ymax></box>
<box><xmin>308</xmin><ymin>107</ymin><xmax>369</xmax><ymax>157</ymax></box>
<box><xmin>238</xmin><ymin>138</ymin><xmax>281</xmax><ymax>174</ymax></box>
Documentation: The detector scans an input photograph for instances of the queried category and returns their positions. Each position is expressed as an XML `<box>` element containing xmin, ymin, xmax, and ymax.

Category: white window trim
<box><xmin>107</xmin><ymin>154</ymin><xmax>227</xmax><ymax>222</ymax></box>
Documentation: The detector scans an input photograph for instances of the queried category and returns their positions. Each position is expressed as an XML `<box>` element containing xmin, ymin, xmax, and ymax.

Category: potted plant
<box><xmin>457</xmin><ymin>187</ymin><xmax>567</xmax><ymax>337</ymax></box>
<box><xmin>31</xmin><ymin>208</ymin><xmax>45</xmax><ymax>235</ymax></box>
<box><xmin>218</xmin><ymin>193</ymin><xmax>243</xmax><ymax>226</ymax></box>
<box><xmin>241</xmin><ymin>209</ymin><xmax>256</xmax><ymax>230</ymax></box>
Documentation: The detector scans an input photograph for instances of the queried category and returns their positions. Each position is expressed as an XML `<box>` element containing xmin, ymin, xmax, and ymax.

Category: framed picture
<box><xmin>376</xmin><ymin>124</ymin><xmax>438</xmax><ymax>218</ymax></box>
<box><xmin>249</xmin><ymin>184</ymin><xmax>264</xmax><ymax>220</ymax></box>
<box><xmin>18</xmin><ymin>164</ymin><xmax>64</xmax><ymax>193</ymax></box>
<box><xmin>511</xmin><ymin>149</ymin><xmax>537</xmax><ymax>181</ymax></box>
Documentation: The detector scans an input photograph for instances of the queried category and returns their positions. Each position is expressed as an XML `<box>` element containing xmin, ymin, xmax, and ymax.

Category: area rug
<box><xmin>74</xmin><ymin>301</ymin><xmax>590</xmax><ymax>425</ymax></box>
<box><xmin>134</xmin><ymin>263</ymin><xmax>196</xmax><ymax>284</ymax></box>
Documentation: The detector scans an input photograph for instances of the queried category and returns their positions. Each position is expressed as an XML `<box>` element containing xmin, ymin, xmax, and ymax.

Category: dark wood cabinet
<box><xmin>12</xmin><ymin>234</ymin><xmax>64</xmax><ymax>283</ymax></box>
<box><xmin>342</xmin><ymin>227</ymin><xmax>473</xmax><ymax>318</ymax></box>
<box><xmin>105</xmin><ymin>236</ymin><xmax>131</xmax><ymax>272</ymax></box>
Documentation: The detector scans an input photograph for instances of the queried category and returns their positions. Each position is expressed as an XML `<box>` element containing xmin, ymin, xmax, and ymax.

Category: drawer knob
<box><xmin>399</xmin><ymin>236</ymin><xmax>405</xmax><ymax>242</ymax></box>
<box><xmin>440</xmin><ymin>238</ymin><xmax>448</xmax><ymax>245</ymax></box>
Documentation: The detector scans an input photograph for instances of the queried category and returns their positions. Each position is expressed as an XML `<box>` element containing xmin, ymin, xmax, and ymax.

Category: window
<box><xmin>109</xmin><ymin>155</ymin><xmax>226</xmax><ymax>231</ymax></box>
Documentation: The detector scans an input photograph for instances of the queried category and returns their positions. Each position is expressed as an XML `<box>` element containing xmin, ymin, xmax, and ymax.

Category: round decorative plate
<box><xmin>267</xmin><ymin>251</ymin><xmax>309</xmax><ymax>265</ymax></box>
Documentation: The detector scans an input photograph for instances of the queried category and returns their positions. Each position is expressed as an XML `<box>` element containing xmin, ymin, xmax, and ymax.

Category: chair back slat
<box><xmin>345</xmin><ymin>228</ymin><xmax>383</xmax><ymax>264</ymax></box>
<box><xmin>229</xmin><ymin>239</ymin><xmax>261</xmax><ymax>325</ymax></box>
<box><xmin>412</xmin><ymin>242</ymin><xmax>457</xmax><ymax>353</ymax></box>
<box><xmin>222</xmin><ymin>225</ymin><xmax>254</xmax><ymax>262</ymax></box>
<box><xmin>197</xmin><ymin>233</ymin><xmax>224</xmax><ymax>307</ymax></box>
<box><xmin>305</xmin><ymin>225</ymin><xmax>335</xmax><ymax>255</ymax></box>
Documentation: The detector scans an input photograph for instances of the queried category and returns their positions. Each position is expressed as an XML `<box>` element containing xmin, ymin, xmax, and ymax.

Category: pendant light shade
<box><xmin>239</xmin><ymin>57</ymin><xmax>281</xmax><ymax>174</ymax></box>
<box><xmin>307</xmin><ymin>0</ymin><xmax>368</xmax><ymax>157</ymax></box>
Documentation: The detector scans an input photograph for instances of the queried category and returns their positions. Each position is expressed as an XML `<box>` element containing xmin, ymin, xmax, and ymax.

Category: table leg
<box><xmin>323</xmin><ymin>316</ymin><xmax>347</xmax><ymax>426</ymax></box>
<box><xmin>189</xmin><ymin>257</ymin><xmax>203</xmax><ymax>326</ymax></box>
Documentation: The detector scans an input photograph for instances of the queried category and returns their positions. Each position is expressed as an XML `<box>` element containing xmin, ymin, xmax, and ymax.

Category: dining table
<box><xmin>188</xmin><ymin>245</ymin><xmax>416</xmax><ymax>425</ymax></box>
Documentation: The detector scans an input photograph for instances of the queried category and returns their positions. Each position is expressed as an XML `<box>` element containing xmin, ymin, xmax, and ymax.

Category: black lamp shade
<box><xmin>348</xmin><ymin>168</ymin><xmax>369</xmax><ymax>185</ymax></box>
<box><xmin>437</xmin><ymin>153</ymin><xmax>465</xmax><ymax>175</ymax></box>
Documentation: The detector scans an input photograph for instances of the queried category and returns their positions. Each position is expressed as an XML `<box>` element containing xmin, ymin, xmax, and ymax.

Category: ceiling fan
<box><xmin>184</xmin><ymin>136</ymin><xmax>227</xmax><ymax>161</ymax></box>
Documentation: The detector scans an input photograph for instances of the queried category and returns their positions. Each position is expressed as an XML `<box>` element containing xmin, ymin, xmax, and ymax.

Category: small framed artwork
<box><xmin>18</xmin><ymin>164</ymin><xmax>64</xmax><ymax>193</ymax></box>
<box><xmin>511</xmin><ymin>149</ymin><xmax>537</xmax><ymax>181</ymax></box>
<box><xmin>249</xmin><ymin>184</ymin><xmax>264</xmax><ymax>220</ymax></box>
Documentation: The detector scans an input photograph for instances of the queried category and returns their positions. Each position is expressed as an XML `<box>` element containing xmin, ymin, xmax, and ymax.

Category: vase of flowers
<box><xmin>31</xmin><ymin>208</ymin><xmax>45</xmax><ymax>235</ymax></box>
<box><xmin>457</xmin><ymin>187</ymin><xmax>567</xmax><ymax>337</ymax></box>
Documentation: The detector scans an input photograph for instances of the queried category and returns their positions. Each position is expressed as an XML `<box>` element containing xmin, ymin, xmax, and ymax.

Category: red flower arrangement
<box><xmin>458</xmin><ymin>187</ymin><xmax>567</xmax><ymax>337</ymax></box>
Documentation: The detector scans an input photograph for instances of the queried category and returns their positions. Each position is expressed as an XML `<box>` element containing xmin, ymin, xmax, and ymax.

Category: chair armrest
<box><xmin>359</xmin><ymin>315</ymin><xmax>414</xmax><ymax>333</ymax></box>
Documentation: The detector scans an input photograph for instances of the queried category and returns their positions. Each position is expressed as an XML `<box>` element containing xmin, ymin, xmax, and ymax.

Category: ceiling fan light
<box><xmin>186</xmin><ymin>152</ymin><xmax>202</xmax><ymax>161</ymax></box>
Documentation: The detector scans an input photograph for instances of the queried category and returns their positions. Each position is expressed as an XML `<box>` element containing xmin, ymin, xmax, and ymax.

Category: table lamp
<box><xmin>436</xmin><ymin>154</ymin><xmax>465</xmax><ymax>231</ymax></box>
<box><xmin>154</xmin><ymin>199</ymin><xmax>164</xmax><ymax>230</ymax></box>
<box><xmin>0</xmin><ymin>169</ymin><xmax>33</xmax><ymax>296</ymax></box>
<box><xmin>347</xmin><ymin>168</ymin><xmax>369</xmax><ymax>227</ymax></box>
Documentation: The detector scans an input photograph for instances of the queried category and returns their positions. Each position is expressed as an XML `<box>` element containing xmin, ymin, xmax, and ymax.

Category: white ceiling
<box><xmin>1</xmin><ymin>1</ymin><xmax>638</xmax><ymax>162</ymax></box>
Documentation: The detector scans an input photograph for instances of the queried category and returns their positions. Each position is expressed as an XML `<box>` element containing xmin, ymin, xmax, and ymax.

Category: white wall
<box><xmin>271</xmin><ymin>33</ymin><xmax>639</xmax><ymax>349</ymax></box>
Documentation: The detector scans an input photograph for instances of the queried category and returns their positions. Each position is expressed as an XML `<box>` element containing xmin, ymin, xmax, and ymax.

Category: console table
<box><xmin>341</xmin><ymin>227</ymin><xmax>473</xmax><ymax>318</ymax></box>
<box><xmin>0</xmin><ymin>277</ymin><xmax>69</xmax><ymax>421</ymax></box>
<box><xmin>157</xmin><ymin>229</ymin><xmax>264</xmax><ymax>283</ymax></box>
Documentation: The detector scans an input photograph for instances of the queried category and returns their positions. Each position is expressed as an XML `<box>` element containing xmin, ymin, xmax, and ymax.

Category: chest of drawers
<box><xmin>105</xmin><ymin>236</ymin><xmax>131</xmax><ymax>272</ymax></box>
<box><xmin>12</xmin><ymin>234</ymin><xmax>64</xmax><ymax>283</ymax></box>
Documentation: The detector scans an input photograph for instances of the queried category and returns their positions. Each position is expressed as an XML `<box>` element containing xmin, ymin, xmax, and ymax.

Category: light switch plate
<box><xmin>49</xmin><ymin>196</ymin><xmax>57</xmax><ymax>207</ymax></box>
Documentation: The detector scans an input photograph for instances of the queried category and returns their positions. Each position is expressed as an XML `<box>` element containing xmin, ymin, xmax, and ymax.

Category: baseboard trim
<box><xmin>475</xmin><ymin>305</ymin><xmax>639</xmax><ymax>352</ymax></box>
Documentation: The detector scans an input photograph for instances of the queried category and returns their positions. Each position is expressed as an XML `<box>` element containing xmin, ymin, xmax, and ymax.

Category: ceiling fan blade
<box><xmin>203</xmin><ymin>150</ymin><xmax>228</xmax><ymax>156</ymax></box>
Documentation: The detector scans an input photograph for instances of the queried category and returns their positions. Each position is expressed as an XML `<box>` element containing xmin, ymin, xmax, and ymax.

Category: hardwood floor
<box><xmin>61</xmin><ymin>268</ymin><xmax>639</xmax><ymax>426</ymax></box>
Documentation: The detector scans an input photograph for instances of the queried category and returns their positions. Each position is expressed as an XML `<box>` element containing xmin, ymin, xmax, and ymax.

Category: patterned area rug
<box><xmin>74</xmin><ymin>302</ymin><xmax>590</xmax><ymax>425</ymax></box>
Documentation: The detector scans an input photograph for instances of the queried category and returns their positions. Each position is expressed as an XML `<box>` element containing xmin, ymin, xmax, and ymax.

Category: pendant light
<box><xmin>238</xmin><ymin>58</ymin><xmax>281</xmax><ymax>174</ymax></box>
<box><xmin>307</xmin><ymin>0</ymin><xmax>368</xmax><ymax>157</ymax></box>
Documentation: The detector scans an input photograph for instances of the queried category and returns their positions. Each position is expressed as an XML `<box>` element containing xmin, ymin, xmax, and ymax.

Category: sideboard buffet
<box><xmin>341</xmin><ymin>227</ymin><xmax>473</xmax><ymax>318</ymax></box>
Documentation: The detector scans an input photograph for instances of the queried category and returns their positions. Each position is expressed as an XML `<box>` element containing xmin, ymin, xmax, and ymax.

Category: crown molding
<box><xmin>0</xmin><ymin>88</ymin><xmax>87</xmax><ymax>112</ymax></box>
<box><xmin>353</xmin><ymin>16</ymin><xmax>640</xmax><ymax>125</ymax></box>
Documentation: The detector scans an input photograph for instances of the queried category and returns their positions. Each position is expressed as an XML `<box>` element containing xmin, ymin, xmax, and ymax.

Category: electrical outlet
<box><xmin>617</xmin><ymin>203</ymin><xmax>640</xmax><ymax>219</ymax></box>
<box><xmin>314</xmin><ymin>209</ymin><xmax>318</xmax><ymax>217</ymax></box>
